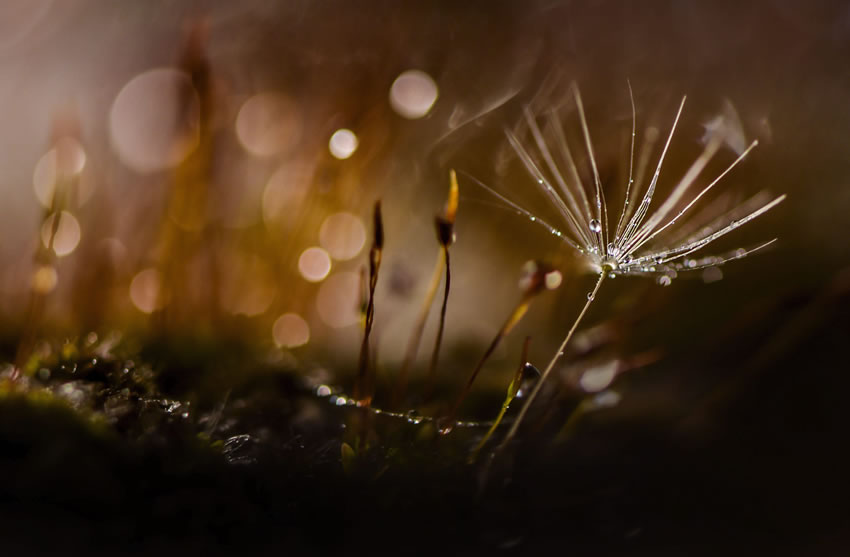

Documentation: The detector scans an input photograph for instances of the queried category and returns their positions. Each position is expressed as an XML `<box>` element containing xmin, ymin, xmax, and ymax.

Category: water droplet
<box><xmin>657</xmin><ymin>275</ymin><xmax>672</xmax><ymax>286</ymax></box>
<box><xmin>587</xmin><ymin>292</ymin><xmax>595</xmax><ymax>301</ymax></box>
<box><xmin>685</xmin><ymin>259</ymin><xmax>696</xmax><ymax>268</ymax></box>
<box><xmin>589</xmin><ymin>219</ymin><xmax>602</xmax><ymax>233</ymax></box>
<box><xmin>406</xmin><ymin>409</ymin><xmax>424</xmax><ymax>425</ymax></box>
<box><xmin>654</xmin><ymin>256</ymin><xmax>664</xmax><ymax>264</ymax></box>
<box><xmin>607</xmin><ymin>243</ymin><xmax>619</xmax><ymax>256</ymax></box>
<box><xmin>316</xmin><ymin>384</ymin><xmax>332</xmax><ymax>397</ymax></box>
<box><xmin>436</xmin><ymin>417</ymin><xmax>454</xmax><ymax>435</ymax></box>
<box><xmin>608</xmin><ymin>273</ymin><xmax>616</xmax><ymax>279</ymax></box>
<box><xmin>622</xmin><ymin>255</ymin><xmax>632</xmax><ymax>264</ymax></box>
<box><xmin>592</xmin><ymin>390</ymin><xmax>621</xmax><ymax>409</ymax></box>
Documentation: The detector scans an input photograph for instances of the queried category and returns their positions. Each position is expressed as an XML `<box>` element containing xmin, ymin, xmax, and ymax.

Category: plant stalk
<box><xmin>497</xmin><ymin>272</ymin><xmax>606</xmax><ymax>451</ymax></box>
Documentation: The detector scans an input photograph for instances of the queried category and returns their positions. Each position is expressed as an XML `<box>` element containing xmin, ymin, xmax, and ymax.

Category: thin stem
<box><xmin>393</xmin><ymin>249</ymin><xmax>445</xmax><ymax>406</ymax></box>
<box><xmin>470</xmin><ymin>337</ymin><xmax>531</xmax><ymax>461</ymax></box>
<box><xmin>497</xmin><ymin>272</ymin><xmax>606</xmax><ymax>451</ymax></box>
<box><xmin>449</xmin><ymin>294</ymin><xmax>532</xmax><ymax>419</ymax></box>
<box><xmin>425</xmin><ymin>246</ymin><xmax>451</xmax><ymax>400</ymax></box>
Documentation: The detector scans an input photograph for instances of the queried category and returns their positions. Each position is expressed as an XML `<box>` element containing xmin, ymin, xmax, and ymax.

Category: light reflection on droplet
<box><xmin>389</xmin><ymin>70</ymin><xmax>438</xmax><ymax>119</ymax></box>
<box><xmin>316</xmin><ymin>271</ymin><xmax>360</xmax><ymax>328</ymax></box>
<box><xmin>41</xmin><ymin>211</ymin><xmax>81</xmax><ymax>257</ymax></box>
<box><xmin>298</xmin><ymin>247</ymin><xmax>332</xmax><ymax>282</ymax></box>
<box><xmin>129</xmin><ymin>268</ymin><xmax>163</xmax><ymax>314</ymax></box>
<box><xmin>109</xmin><ymin>68</ymin><xmax>200</xmax><ymax>173</ymax></box>
<box><xmin>328</xmin><ymin>128</ymin><xmax>358</xmax><ymax>159</ymax></box>
<box><xmin>31</xmin><ymin>265</ymin><xmax>58</xmax><ymax>294</ymax></box>
<box><xmin>272</xmin><ymin>312</ymin><xmax>310</xmax><ymax>348</ymax></box>
<box><xmin>579</xmin><ymin>360</ymin><xmax>618</xmax><ymax>392</ymax></box>
<box><xmin>235</xmin><ymin>93</ymin><xmax>302</xmax><ymax>157</ymax></box>
<box><xmin>319</xmin><ymin>212</ymin><xmax>366</xmax><ymax>261</ymax></box>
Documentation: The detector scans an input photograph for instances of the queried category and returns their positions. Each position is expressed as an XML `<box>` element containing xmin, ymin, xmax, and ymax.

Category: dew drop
<box><xmin>657</xmin><ymin>275</ymin><xmax>672</xmax><ymax>286</ymax></box>
<box><xmin>406</xmin><ymin>409</ymin><xmax>424</xmax><ymax>425</ymax></box>
<box><xmin>436</xmin><ymin>417</ymin><xmax>454</xmax><ymax>436</ymax></box>
<box><xmin>587</xmin><ymin>292</ymin><xmax>595</xmax><ymax>301</ymax></box>
<box><xmin>685</xmin><ymin>259</ymin><xmax>696</xmax><ymax>268</ymax></box>
<box><xmin>606</xmin><ymin>243</ymin><xmax>619</xmax><ymax>257</ymax></box>
<box><xmin>654</xmin><ymin>256</ymin><xmax>664</xmax><ymax>264</ymax></box>
<box><xmin>589</xmin><ymin>219</ymin><xmax>602</xmax><ymax>233</ymax></box>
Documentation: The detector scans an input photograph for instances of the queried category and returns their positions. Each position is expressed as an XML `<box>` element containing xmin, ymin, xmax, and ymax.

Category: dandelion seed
<box><xmin>477</xmin><ymin>82</ymin><xmax>786</xmax><ymax>451</ymax></box>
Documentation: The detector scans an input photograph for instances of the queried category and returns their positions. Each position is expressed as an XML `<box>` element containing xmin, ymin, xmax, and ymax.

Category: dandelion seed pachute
<box><xmin>490</xmin><ymin>83</ymin><xmax>785</xmax><ymax>280</ymax></box>
<box><xmin>482</xmin><ymin>83</ymin><xmax>786</xmax><ymax>451</ymax></box>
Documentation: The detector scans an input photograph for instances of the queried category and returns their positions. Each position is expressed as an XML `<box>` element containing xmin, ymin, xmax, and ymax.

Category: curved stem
<box><xmin>497</xmin><ymin>272</ymin><xmax>606</xmax><ymax>451</ymax></box>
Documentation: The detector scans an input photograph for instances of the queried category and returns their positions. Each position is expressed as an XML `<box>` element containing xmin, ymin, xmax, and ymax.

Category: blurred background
<box><xmin>2</xmin><ymin>0</ymin><xmax>846</xmax><ymax>372</ymax></box>
<box><xmin>1</xmin><ymin>1</ymin><xmax>849</xmax><ymax>552</ymax></box>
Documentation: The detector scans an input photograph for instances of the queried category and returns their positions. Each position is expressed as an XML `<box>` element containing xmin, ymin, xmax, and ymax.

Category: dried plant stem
<box><xmin>425</xmin><ymin>245</ymin><xmax>451</xmax><ymax>399</ymax></box>
<box><xmin>470</xmin><ymin>337</ymin><xmax>531</xmax><ymax>461</ymax></box>
<box><xmin>355</xmin><ymin>202</ymin><xmax>383</xmax><ymax>407</ymax></box>
<box><xmin>392</xmin><ymin>249</ymin><xmax>444</xmax><ymax>406</ymax></box>
<box><xmin>449</xmin><ymin>294</ymin><xmax>533</xmax><ymax>420</ymax></box>
<box><xmin>497</xmin><ymin>272</ymin><xmax>606</xmax><ymax>451</ymax></box>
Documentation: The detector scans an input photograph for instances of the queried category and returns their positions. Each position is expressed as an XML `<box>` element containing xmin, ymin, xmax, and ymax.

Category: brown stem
<box><xmin>497</xmin><ymin>272</ymin><xmax>606</xmax><ymax>450</ymax></box>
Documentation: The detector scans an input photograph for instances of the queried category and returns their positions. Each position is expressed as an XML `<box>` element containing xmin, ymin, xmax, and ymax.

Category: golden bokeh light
<box><xmin>328</xmin><ymin>128</ymin><xmax>358</xmax><ymax>159</ymax></box>
<box><xmin>262</xmin><ymin>163</ymin><xmax>311</xmax><ymax>227</ymax></box>
<box><xmin>109</xmin><ymin>68</ymin><xmax>200</xmax><ymax>173</ymax></box>
<box><xmin>235</xmin><ymin>92</ymin><xmax>302</xmax><ymax>157</ymax></box>
<box><xmin>33</xmin><ymin>137</ymin><xmax>89</xmax><ymax>208</ymax></box>
<box><xmin>40</xmin><ymin>211</ymin><xmax>81</xmax><ymax>257</ymax></box>
<box><xmin>272</xmin><ymin>312</ymin><xmax>310</xmax><ymax>348</ymax></box>
<box><xmin>31</xmin><ymin>265</ymin><xmax>58</xmax><ymax>294</ymax></box>
<box><xmin>316</xmin><ymin>271</ymin><xmax>360</xmax><ymax>328</ymax></box>
<box><xmin>389</xmin><ymin>70</ymin><xmax>438</xmax><ymax>119</ymax></box>
<box><xmin>129</xmin><ymin>268</ymin><xmax>164</xmax><ymax>314</ymax></box>
<box><xmin>298</xmin><ymin>247</ymin><xmax>332</xmax><ymax>282</ymax></box>
<box><xmin>319</xmin><ymin>212</ymin><xmax>366</xmax><ymax>261</ymax></box>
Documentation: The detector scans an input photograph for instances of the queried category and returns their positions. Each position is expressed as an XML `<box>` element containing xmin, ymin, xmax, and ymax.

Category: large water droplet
<box><xmin>607</xmin><ymin>243</ymin><xmax>619</xmax><ymax>256</ymax></box>
<box><xmin>589</xmin><ymin>219</ymin><xmax>602</xmax><ymax>233</ymax></box>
